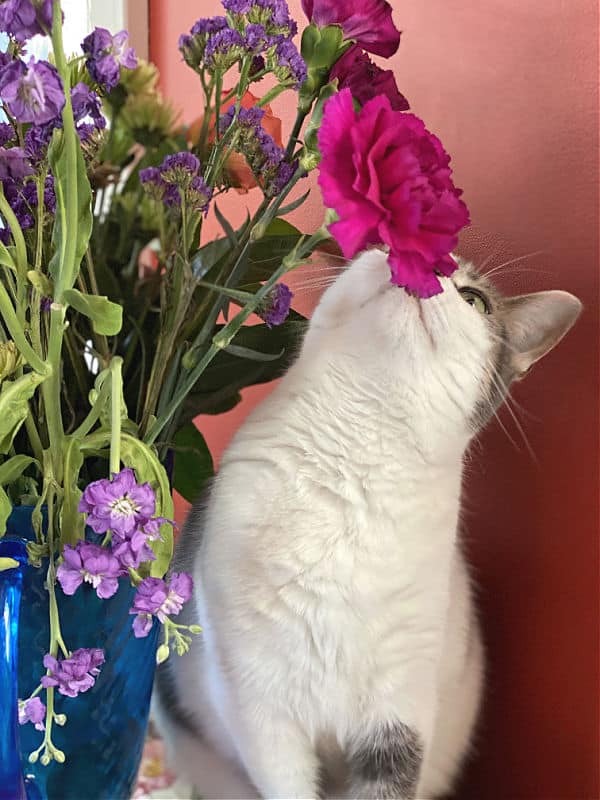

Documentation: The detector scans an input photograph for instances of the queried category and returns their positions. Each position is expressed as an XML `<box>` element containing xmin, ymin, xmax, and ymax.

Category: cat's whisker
<box><xmin>482</xmin><ymin>249</ymin><xmax>547</xmax><ymax>279</ymax></box>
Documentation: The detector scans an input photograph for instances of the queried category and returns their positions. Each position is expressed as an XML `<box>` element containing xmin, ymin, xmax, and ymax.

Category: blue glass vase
<box><xmin>4</xmin><ymin>506</ymin><xmax>159</xmax><ymax>800</ymax></box>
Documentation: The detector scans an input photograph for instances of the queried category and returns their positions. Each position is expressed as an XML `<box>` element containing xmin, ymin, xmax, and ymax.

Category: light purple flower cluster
<box><xmin>18</xmin><ymin>696</ymin><xmax>46</xmax><ymax>730</ymax></box>
<box><xmin>140</xmin><ymin>153</ymin><xmax>212</xmax><ymax>213</ymax></box>
<box><xmin>0</xmin><ymin>57</ymin><xmax>65</xmax><ymax>124</ymax></box>
<box><xmin>75</xmin><ymin>467</ymin><xmax>168</xmax><ymax>571</ymax></box>
<box><xmin>82</xmin><ymin>27</ymin><xmax>137</xmax><ymax>91</ymax></box>
<box><xmin>0</xmin><ymin>0</ymin><xmax>53</xmax><ymax>41</ymax></box>
<box><xmin>259</xmin><ymin>283</ymin><xmax>293</xmax><ymax>327</ymax></box>
<box><xmin>129</xmin><ymin>572</ymin><xmax>193</xmax><ymax>638</ymax></box>
<box><xmin>42</xmin><ymin>648</ymin><xmax>105</xmax><ymax>698</ymax></box>
<box><xmin>220</xmin><ymin>105</ymin><xmax>297</xmax><ymax>196</ymax></box>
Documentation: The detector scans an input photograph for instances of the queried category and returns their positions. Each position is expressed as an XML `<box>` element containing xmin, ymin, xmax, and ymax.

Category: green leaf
<box><xmin>48</xmin><ymin>129</ymin><xmax>93</xmax><ymax>292</ymax></box>
<box><xmin>245</xmin><ymin>219</ymin><xmax>303</xmax><ymax>283</ymax></box>
<box><xmin>224</xmin><ymin>344</ymin><xmax>285</xmax><ymax>362</ymax></box>
<box><xmin>0</xmin><ymin>241</ymin><xmax>16</xmax><ymax>272</ymax></box>
<box><xmin>27</xmin><ymin>270</ymin><xmax>53</xmax><ymax>296</ymax></box>
<box><xmin>173</xmin><ymin>423</ymin><xmax>214</xmax><ymax>504</ymax></box>
<box><xmin>63</xmin><ymin>288</ymin><xmax>123</xmax><ymax>335</ymax></box>
<box><xmin>277</xmin><ymin>190</ymin><xmax>311</xmax><ymax>217</ymax></box>
<box><xmin>0</xmin><ymin>372</ymin><xmax>46</xmax><ymax>454</ymax></box>
<box><xmin>60</xmin><ymin>437</ymin><xmax>85</xmax><ymax>546</ymax></box>
<box><xmin>182</xmin><ymin>318</ymin><xmax>306</xmax><ymax>422</ymax></box>
<box><xmin>119</xmin><ymin>434</ymin><xmax>174</xmax><ymax>578</ymax></box>
<box><xmin>0</xmin><ymin>455</ymin><xmax>38</xmax><ymax>486</ymax></box>
<box><xmin>0</xmin><ymin>487</ymin><xmax>11</xmax><ymax>536</ymax></box>
<box><xmin>214</xmin><ymin>203</ymin><xmax>237</xmax><ymax>246</ymax></box>
<box><xmin>191</xmin><ymin>236</ymin><xmax>231</xmax><ymax>280</ymax></box>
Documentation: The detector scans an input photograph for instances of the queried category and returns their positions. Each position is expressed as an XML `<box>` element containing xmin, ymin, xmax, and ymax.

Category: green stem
<box><xmin>41</xmin><ymin>305</ymin><xmax>66</xmax><ymax>483</ymax></box>
<box><xmin>34</xmin><ymin>172</ymin><xmax>47</xmax><ymax>272</ymax></box>
<box><xmin>285</xmin><ymin>109</ymin><xmax>309</xmax><ymax>160</ymax></box>
<box><xmin>51</xmin><ymin>0</ymin><xmax>79</xmax><ymax>300</ymax></box>
<box><xmin>0</xmin><ymin>186</ymin><xmax>27</xmax><ymax>318</ymax></box>
<box><xmin>71</xmin><ymin>368</ymin><xmax>111</xmax><ymax>439</ymax></box>
<box><xmin>109</xmin><ymin>357</ymin><xmax>122</xmax><ymax>475</ymax></box>
<box><xmin>0</xmin><ymin>281</ymin><xmax>48</xmax><ymax>374</ymax></box>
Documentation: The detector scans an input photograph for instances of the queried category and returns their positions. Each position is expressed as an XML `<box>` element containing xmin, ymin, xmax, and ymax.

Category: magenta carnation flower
<box><xmin>129</xmin><ymin>573</ymin><xmax>193</xmax><ymax>638</ymax></box>
<box><xmin>301</xmin><ymin>0</ymin><xmax>400</xmax><ymax>58</ymax></box>
<box><xmin>41</xmin><ymin>648</ymin><xmax>105</xmax><ymax>698</ymax></box>
<box><xmin>78</xmin><ymin>467</ymin><xmax>156</xmax><ymax>536</ymax></box>
<box><xmin>18</xmin><ymin>697</ymin><xmax>46</xmax><ymax>730</ymax></box>
<box><xmin>0</xmin><ymin>58</ymin><xmax>65</xmax><ymax>124</ymax></box>
<box><xmin>331</xmin><ymin>44</ymin><xmax>409</xmax><ymax>111</ymax></box>
<box><xmin>57</xmin><ymin>542</ymin><xmax>123</xmax><ymax>599</ymax></box>
<box><xmin>317</xmin><ymin>89</ymin><xmax>470</xmax><ymax>298</ymax></box>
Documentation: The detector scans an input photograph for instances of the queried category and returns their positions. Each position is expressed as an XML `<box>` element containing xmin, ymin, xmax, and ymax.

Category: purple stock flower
<box><xmin>0</xmin><ymin>58</ymin><xmax>65</xmax><ymax>124</ymax></box>
<box><xmin>18</xmin><ymin>697</ymin><xmax>45</xmax><ymax>730</ymax></box>
<box><xmin>24</xmin><ymin>122</ymin><xmax>53</xmax><ymax>162</ymax></box>
<box><xmin>42</xmin><ymin>648</ymin><xmax>105</xmax><ymax>698</ymax></box>
<box><xmin>259</xmin><ymin>283</ymin><xmax>293</xmax><ymax>327</ymax></box>
<box><xmin>129</xmin><ymin>573</ymin><xmax>193</xmax><ymax>638</ymax></box>
<box><xmin>70</xmin><ymin>82</ymin><xmax>106</xmax><ymax>128</ymax></box>
<box><xmin>82</xmin><ymin>27</ymin><xmax>137</xmax><ymax>91</ymax></box>
<box><xmin>78</xmin><ymin>467</ymin><xmax>156</xmax><ymax>536</ymax></box>
<box><xmin>111</xmin><ymin>527</ymin><xmax>156</xmax><ymax>570</ymax></box>
<box><xmin>0</xmin><ymin>122</ymin><xmax>14</xmax><ymax>147</ymax></box>
<box><xmin>0</xmin><ymin>146</ymin><xmax>33</xmax><ymax>180</ymax></box>
<box><xmin>0</xmin><ymin>0</ymin><xmax>53</xmax><ymax>41</ymax></box>
<box><xmin>57</xmin><ymin>542</ymin><xmax>123</xmax><ymax>599</ymax></box>
<box><xmin>274</xmin><ymin>38</ymin><xmax>306</xmax><ymax>87</ymax></box>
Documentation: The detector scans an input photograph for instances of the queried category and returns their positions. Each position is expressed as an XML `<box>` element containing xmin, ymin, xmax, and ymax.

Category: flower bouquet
<box><xmin>0</xmin><ymin>0</ymin><xmax>469</xmax><ymax>797</ymax></box>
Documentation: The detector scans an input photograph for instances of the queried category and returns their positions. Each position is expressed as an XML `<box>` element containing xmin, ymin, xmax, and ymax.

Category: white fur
<box><xmin>156</xmin><ymin>251</ymin><xmax>489</xmax><ymax>798</ymax></box>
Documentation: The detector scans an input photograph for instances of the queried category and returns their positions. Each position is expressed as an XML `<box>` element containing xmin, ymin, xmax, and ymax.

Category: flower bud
<box><xmin>189</xmin><ymin>625</ymin><xmax>203</xmax><ymax>635</ymax></box>
<box><xmin>54</xmin><ymin>749</ymin><xmax>65</xmax><ymax>763</ymax></box>
<box><xmin>40</xmin><ymin>752</ymin><xmax>51</xmax><ymax>766</ymax></box>
<box><xmin>54</xmin><ymin>713</ymin><xmax>67</xmax><ymax>726</ymax></box>
<box><xmin>156</xmin><ymin>643</ymin><xmax>170</xmax><ymax>664</ymax></box>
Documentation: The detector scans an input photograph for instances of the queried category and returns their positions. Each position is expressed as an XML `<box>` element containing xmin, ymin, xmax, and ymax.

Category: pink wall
<box><xmin>150</xmin><ymin>2</ymin><xmax>599</xmax><ymax>797</ymax></box>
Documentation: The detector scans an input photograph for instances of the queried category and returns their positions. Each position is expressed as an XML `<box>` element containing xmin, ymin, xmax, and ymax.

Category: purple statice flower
<box><xmin>0</xmin><ymin>146</ymin><xmax>33</xmax><ymax>180</ymax></box>
<box><xmin>163</xmin><ymin>184</ymin><xmax>182</xmax><ymax>208</ymax></box>
<box><xmin>187</xmin><ymin>175</ymin><xmax>212</xmax><ymax>214</ymax></box>
<box><xmin>82</xmin><ymin>27</ymin><xmax>137</xmax><ymax>91</ymax></box>
<box><xmin>129</xmin><ymin>572</ymin><xmax>194</xmax><ymax>638</ymax></box>
<box><xmin>224</xmin><ymin>0</ymin><xmax>296</xmax><ymax>36</ymax></box>
<box><xmin>0</xmin><ymin>0</ymin><xmax>53</xmax><ymax>41</ymax></box>
<box><xmin>41</xmin><ymin>648</ymin><xmax>105</xmax><ymax>698</ymax></box>
<box><xmin>204</xmin><ymin>28</ymin><xmax>246</xmax><ymax>70</ymax></box>
<box><xmin>139</xmin><ymin>165</ymin><xmax>166</xmax><ymax>198</ymax></box>
<box><xmin>259</xmin><ymin>283</ymin><xmax>293</xmax><ymax>327</ymax></box>
<box><xmin>0</xmin><ymin>57</ymin><xmax>65</xmax><ymax>124</ymax></box>
<box><xmin>0</xmin><ymin>122</ymin><xmax>14</xmax><ymax>147</ymax></box>
<box><xmin>18</xmin><ymin>697</ymin><xmax>46</xmax><ymax>731</ymax></box>
<box><xmin>274</xmin><ymin>38</ymin><xmax>306</xmax><ymax>88</ymax></box>
<box><xmin>78</xmin><ymin>467</ymin><xmax>156</xmax><ymax>536</ymax></box>
<box><xmin>244</xmin><ymin>22</ymin><xmax>268</xmax><ymax>52</ymax></box>
<box><xmin>191</xmin><ymin>16</ymin><xmax>228</xmax><ymax>36</ymax></box>
<box><xmin>0</xmin><ymin>227</ymin><xmax>11</xmax><ymax>244</ymax></box>
<box><xmin>57</xmin><ymin>542</ymin><xmax>123</xmax><ymax>600</ymax></box>
<box><xmin>159</xmin><ymin>151</ymin><xmax>200</xmax><ymax>186</ymax></box>
<box><xmin>270</xmin><ymin>158</ymin><xmax>296</xmax><ymax>195</ymax></box>
<box><xmin>249</xmin><ymin>54</ymin><xmax>265</xmax><ymax>79</ymax></box>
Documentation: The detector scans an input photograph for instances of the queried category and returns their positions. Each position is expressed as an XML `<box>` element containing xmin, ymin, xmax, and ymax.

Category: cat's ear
<box><xmin>504</xmin><ymin>290</ymin><xmax>582</xmax><ymax>378</ymax></box>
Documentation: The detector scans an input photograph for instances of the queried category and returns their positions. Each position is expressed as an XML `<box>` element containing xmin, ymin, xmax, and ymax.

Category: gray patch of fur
<box><xmin>347</xmin><ymin>721</ymin><xmax>424</xmax><ymax>799</ymax></box>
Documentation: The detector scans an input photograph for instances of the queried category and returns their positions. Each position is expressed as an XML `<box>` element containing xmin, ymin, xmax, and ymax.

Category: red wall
<box><xmin>149</xmin><ymin>2</ymin><xmax>599</xmax><ymax>797</ymax></box>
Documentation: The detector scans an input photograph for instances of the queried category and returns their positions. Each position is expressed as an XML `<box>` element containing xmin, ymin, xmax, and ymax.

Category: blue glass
<box><xmin>5</xmin><ymin>507</ymin><xmax>159</xmax><ymax>800</ymax></box>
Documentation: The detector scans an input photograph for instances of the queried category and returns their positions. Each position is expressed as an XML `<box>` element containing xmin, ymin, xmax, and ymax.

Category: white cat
<box><xmin>154</xmin><ymin>251</ymin><xmax>581</xmax><ymax>799</ymax></box>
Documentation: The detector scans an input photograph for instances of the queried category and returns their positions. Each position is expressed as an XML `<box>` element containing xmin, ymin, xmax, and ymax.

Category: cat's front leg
<box><xmin>345</xmin><ymin>720</ymin><xmax>424</xmax><ymax>800</ymax></box>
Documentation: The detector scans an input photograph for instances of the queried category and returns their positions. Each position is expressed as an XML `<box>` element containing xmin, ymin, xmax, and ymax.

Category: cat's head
<box><xmin>303</xmin><ymin>249</ymin><xmax>581</xmax><ymax>444</ymax></box>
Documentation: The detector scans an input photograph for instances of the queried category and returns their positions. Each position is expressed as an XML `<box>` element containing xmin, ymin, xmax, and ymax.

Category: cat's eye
<box><xmin>459</xmin><ymin>287</ymin><xmax>491</xmax><ymax>314</ymax></box>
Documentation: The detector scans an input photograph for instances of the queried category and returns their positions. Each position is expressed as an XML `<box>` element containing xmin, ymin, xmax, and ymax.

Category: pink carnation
<box><xmin>317</xmin><ymin>89</ymin><xmax>470</xmax><ymax>298</ymax></box>
<box><xmin>301</xmin><ymin>0</ymin><xmax>400</xmax><ymax>58</ymax></box>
